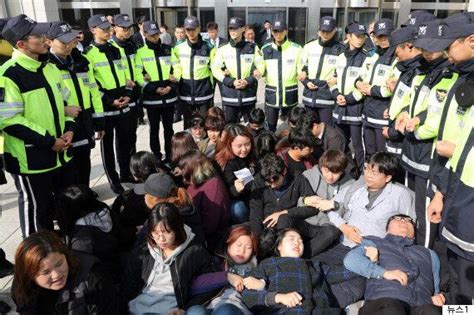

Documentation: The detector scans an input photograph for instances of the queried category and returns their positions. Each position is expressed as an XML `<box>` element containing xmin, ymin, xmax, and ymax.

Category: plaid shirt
<box><xmin>242</xmin><ymin>257</ymin><xmax>344</xmax><ymax>314</ymax></box>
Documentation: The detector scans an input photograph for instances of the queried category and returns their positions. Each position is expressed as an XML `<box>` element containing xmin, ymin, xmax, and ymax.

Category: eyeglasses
<box><xmin>364</xmin><ymin>163</ymin><xmax>382</xmax><ymax>176</ymax></box>
<box><xmin>390</xmin><ymin>216</ymin><xmax>414</xmax><ymax>224</ymax></box>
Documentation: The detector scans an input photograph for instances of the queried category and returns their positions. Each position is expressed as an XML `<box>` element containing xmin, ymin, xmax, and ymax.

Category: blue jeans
<box><xmin>186</xmin><ymin>304</ymin><xmax>244</xmax><ymax>315</ymax></box>
<box><xmin>230</xmin><ymin>200</ymin><xmax>249</xmax><ymax>224</ymax></box>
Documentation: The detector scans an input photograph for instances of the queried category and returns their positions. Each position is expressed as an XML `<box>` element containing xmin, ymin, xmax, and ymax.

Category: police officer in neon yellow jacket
<box><xmin>211</xmin><ymin>17</ymin><xmax>264</xmax><ymax>123</ymax></box>
<box><xmin>172</xmin><ymin>16</ymin><xmax>215</xmax><ymax>129</ymax></box>
<box><xmin>135</xmin><ymin>21</ymin><xmax>178</xmax><ymax>161</ymax></box>
<box><xmin>46</xmin><ymin>21</ymin><xmax>105</xmax><ymax>187</ymax></box>
<box><xmin>0</xmin><ymin>15</ymin><xmax>76</xmax><ymax>236</ymax></box>
<box><xmin>85</xmin><ymin>14</ymin><xmax>133</xmax><ymax>194</ymax></box>
<box><xmin>261</xmin><ymin>20</ymin><xmax>304</xmax><ymax>132</ymax></box>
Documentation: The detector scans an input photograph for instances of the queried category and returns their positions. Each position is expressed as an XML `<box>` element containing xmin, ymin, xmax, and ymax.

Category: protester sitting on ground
<box><xmin>134</xmin><ymin>172</ymin><xmax>205</xmax><ymax>246</ymax></box>
<box><xmin>277</xmin><ymin>126</ymin><xmax>318</xmax><ymax>183</ymax></box>
<box><xmin>188</xmin><ymin>225</ymin><xmax>258</xmax><ymax>315</ymax></box>
<box><xmin>241</xmin><ymin>229</ymin><xmax>341</xmax><ymax>313</ymax></box>
<box><xmin>170</xmin><ymin>131</ymin><xmax>200</xmax><ymax>185</ymax></box>
<box><xmin>12</xmin><ymin>231</ymin><xmax>118</xmax><ymax>314</ymax></box>
<box><xmin>206</xmin><ymin>106</ymin><xmax>226</xmax><ymax>122</ymax></box>
<box><xmin>122</xmin><ymin>204</ymin><xmax>216</xmax><ymax>313</ymax></box>
<box><xmin>188</xmin><ymin>114</ymin><xmax>207</xmax><ymax>144</ymax></box>
<box><xmin>275</xmin><ymin>106</ymin><xmax>307</xmax><ymax>139</ymax></box>
<box><xmin>198</xmin><ymin>115</ymin><xmax>225</xmax><ymax>158</ymax></box>
<box><xmin>249</xmin><ymin>153</ymin><xmax>340</xmax><ymax>257</ymax></box>
<box><xmin>344</xmin><ymin>214</ymin><xmax>445</xmax><ymax>314</ymax></box>
<box><xmin>56</xmin><ymin>185</ymin><xmax>121</xmax><ymax>277</ymax></box>
<box><xmin>247</xmin><ymin>108</ymin><xmax>268</xmax><ymax>140</ymax></box>
<box><xmin>178</xmin><ymin>149</ymin><xmax>230</xmax><ymax>251</ymax></box>
<box><xmin>215</xmin><ymin>124</ymin><xmax>257</xmax><ymax>224</ymax></box>
<box><xmin>255</xmin><ymin>131</ymin><xmax>277</xmax><ymax>159</ymax></box>
<box><xmin>112</xmin><ymin>151</ymin><xmax>161</xmax><ymax>247</ymax></box>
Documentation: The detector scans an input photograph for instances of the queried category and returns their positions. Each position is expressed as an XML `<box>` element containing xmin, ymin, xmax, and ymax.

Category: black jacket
<box><xmin>121</xmin><ymin>235</ymin><xmax>216</xmax><ymax>310</ymax></box>
<box><xmin>131</xmin><ymin>31</ymin><xmax>145</xmax><ymax>48</ymax></box>
<box><xmin>13</xmin><ymin>252</ymin><xmax>118</xmax><ymax>315</ymax></box>
<box><xmin>222</xmin><ymin>157</ymin><xmax>255</xmax><ymax>201</ymax></box>
<box><xmin>249</xmin><ymin>174</ymin><xmax>317</xmax><ymax>234</ymax></box>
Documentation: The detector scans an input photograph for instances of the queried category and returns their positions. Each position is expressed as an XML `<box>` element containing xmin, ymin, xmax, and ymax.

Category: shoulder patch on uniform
<box><xmin>83</xmin><ymin>45</ymin><xmax>94</xmax><ymax>54</ymax></box>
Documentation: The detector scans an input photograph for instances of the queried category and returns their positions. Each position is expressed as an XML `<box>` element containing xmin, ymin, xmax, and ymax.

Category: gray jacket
<box><xmin>298</xmin><ymin>166</ymin><xmax>355</xmax><ymax>226</ymax></box>
<box><xmin>329</xmin><ymin>178</ymin><xmax>416</xmax><ymax>248</ymax></box>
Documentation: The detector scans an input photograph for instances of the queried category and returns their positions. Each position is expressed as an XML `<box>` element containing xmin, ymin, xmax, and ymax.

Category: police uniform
<box><xmin>47</xmin><ymin>22</ymin><xmax>105</xmax><ymax>187</ymax></box>
<box><xmin>361</xmin><ymin>19</ymin><xmax>397</xmax><ymax>158</ymax></box>
<box><xmin>301</xmin><ymin>16</ymin><xmax>345</xmax><ymax>124</ymax></box>
<box><xmin>0</xmin><ymin>15</ymin><xmax>75</xmax><ymax>236</ymax></box>
<box><xmin>84</xmin><ymin>14</ymin><xmax>132</xmax><ymax>194</ymax></box>
<box><xmin>135</xmin><ymin>21</ymin><xmax>177</xmax><ymax>161</ymax></box>
<box><xmin>110</xmin><ymin>14</ymin><xmax>140</xmax><ymax>159</ymax></box>
<box><xmin>172</xmin><ymin>16</ymin><xmax>215</xmax><ymax>129</ymax></box>
<box><xmin>211</xmin><ymin>17</ymin><xmax>264</xmax><ymax>123</ymax></box>
<box><xmin>261</xmin><ymin>20</ymin><xmax>303</xmax><ymax>132</ymax></box>
<box><xmin>330</xmin><ymin>22</ymin><xmax>377</xmax><ymax>172</ymax></box>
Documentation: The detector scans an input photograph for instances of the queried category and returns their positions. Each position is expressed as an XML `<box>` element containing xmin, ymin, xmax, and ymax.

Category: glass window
<box><xmin>228</xmin><ymin>8</ymin><xmax>246</xmax><ymax>23</ymax></box>
<box><xmin>92</xmin><ymin>8</ymin><xmax>120</xmax><ymax>17</ymax></box>
<box><xmin>199</xmin><ymin>8</ymin><xmax>216</xmax><ymax>31</ymax></box>
<box><xmin>320</xmin><ymin>8</ymin><xmax>334</xmax><ymax>19</ymax></box>
<box><xmin>358</xmin><ymin>11</ymin><xmax>377</xmax><ymax>26</ymax></box>
<box><xmin>288</xmin><ymin>8</ymin><xmax>306</xmax><ymax>46</ymax></box>
<box><xmin>133</xmin><ymin>8</ymin><xmax>152</xmax><ymax>22</ymax></box>
<box><xmin>176</xmin><ymin>9</ymin><xmax>197</xmax><ymax>27</ymax></box>
<box><xmin>437</xmin><ymin>10</ymin><xmax>463</xmax><ymax>19</ymax></box>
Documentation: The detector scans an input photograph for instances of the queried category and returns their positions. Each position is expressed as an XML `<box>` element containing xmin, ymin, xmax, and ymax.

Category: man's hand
<box><xmin>126</xmin><ymin>79</ymin><xmax>136</xmax><ymax>88</ymax></box>
<box><xmin>339</xmin><ymin>224</ymin><xmax>363</xmax><ymax>244</ymax></box>
<box><xmin>144</xmin><ymin>73</ymin><xmax>151</xmax><ymax>82</ymax></box>
<box><xmin>313</xmin><ymin>199</ymin><xmax>335</xmax><ymax>211</ymax></box>
<box><xmin>227</xmin><ymin>273</ymin><xmax>244</xmax><ymax>292</ymax></box>
<box><xmin>365</xmin><ymin>246</ymin><xmax>379</xmax><ymax>262</ymax></box>
<box><xmin>112</xmin><ymin>97</ymin><xmax>127</xmax><ymax>108</ymax></box>
<box><xmin>52</xmin><ymin>138</ymin><xmax>67</xmax><ymax>152</ymax></box>
<box><xmin>253</xmin><ymin>69</ymin><xmax>261</xmax><ymax>78</ymax></box>
<box><xmin>405</xmin><ymin>117</ymin><xmax>420</xmax><ymax>132</ymax></box>
<box><xmin>327</xmin><ymin>77</ymin><xmax>337</xmax><ymax>87</ymax></box>
<box><xmin>336</xmin><ymin>95</ymin><xmax>347</xmax><ymax>106</ymax></box>
<box><xmin>263</xmin><ymin>210</ymin><xmax>287</xmax><ymax>228</ymax></box>
<box><xmin>243</xmin><ymin>276</ymin><xmax>265</xmax><ymax>291</ymax></box>
<box><xmin>169</xmin><ymin>74</ymin><xmax>177</xmax><ymax>82</ymax></box>
<box><xmin>383</xmin><ymin>108</ymin><xmax>390</xmax><ymax>119</ymax></box>
<box><xmin>95</xmin><ymin>130</ymin><xmax>105</xmax><ymax>140</ymax></box>
<box><xmin>436</xmin><ymin>140</ymin><xmax>456</xmax><ymax>158</ymax></box>
<box><xmin>61</xmin><ymin>131</ymin><xmax>74</xmax><ymax>149</ymax></box>
<box><xmin>395</xmin><ymin>112</ymin><xmax>409</xmax><ymax>133</ymax></box>
<box><xmin>157</xmin><ymin>86</ymin><xmax>172</xmax><ymax>96</ymax></box>
<box><xmin>382</xmin><ymin>127</ymin><xmax>389</xmax><ymax>139</ymax></box>
<box><xmin>64</xmin><ymin>106</ymin><xmax>82</xmax><ymax>118</ymax></box>
<box><xmin>275</xmin><ymin>292</ymin><xmax>303</xmax><ymax>308</ymax></box>
<box><xmin>431</xmin><ymin>293</ymin><xmax>446</xmax><ymax>306</ymax></box>
<box><xmin>383</xmin><ymin>269</ymin><xmax>408</xmax><ymax>286</ymax></box>
<box><xmin>387</xmin><ymin>77</ymin><xmax>397</xmax><ymax>93</ymax></box>
<box><xmin>168</xmin><ymin>309</ymin><xmax>185</xmax><ymax>315</ymax></box>
<box><xmin>307</xmin><ymin>82</ymin><xmax>318</xmax><ymax>90</ymax></box>
<box><xmin>427</xmin><ymin>191</ymin><xmax>444</xmax><ymax>224</ymax></box>
<box><xmin>297</xmin><ymin>71</ymin><xmax>307</xmax><ymax>81</ymax></box>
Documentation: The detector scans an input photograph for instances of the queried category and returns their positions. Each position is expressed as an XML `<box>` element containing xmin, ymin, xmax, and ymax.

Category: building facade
<box><xmin>0</xmin><ymin>0</ymin><xmax>471</xmax><ymax>45</ymax></box>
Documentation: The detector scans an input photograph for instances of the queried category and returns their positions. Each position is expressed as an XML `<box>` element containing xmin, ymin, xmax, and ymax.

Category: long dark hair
<box><xmin>55</xmin><ymin>185</ymin><xmax>110</xmax><ymax>237</ymax></box>
<box><xmin>130</xmin><ymin>151</ymin><xmax>160</xmax><ymax>182</ymax></box>
<box><xmin>178</xmin><ymin>149</ymin><xmax>217</xmax><ymax>186</ymax></box>
<box><xmin>147</xmin><ymin>203</ymin><xmax>187</xmax><ymax>248</ymax></box>
<box><xmin>171</xmin><ymin>131</ymin><xmax>198</xmax><ymax>163</ymax></box>
<box><xmin>13</xmin><ymin>231</ymin><xmax>78</xmax><ymax>307</ymax></box>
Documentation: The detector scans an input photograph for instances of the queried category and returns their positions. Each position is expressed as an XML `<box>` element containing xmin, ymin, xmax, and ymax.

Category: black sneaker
<box><xmin>138</xmin><ymin>117</ymin><xmax>146</xmax><ymax>125</ymax></box>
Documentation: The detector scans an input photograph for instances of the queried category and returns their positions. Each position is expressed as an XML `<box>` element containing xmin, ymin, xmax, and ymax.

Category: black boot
<box><xmin>0</xmin><ymin>249</ymin><xmax>13</xmax><ymax>278</ymax></box>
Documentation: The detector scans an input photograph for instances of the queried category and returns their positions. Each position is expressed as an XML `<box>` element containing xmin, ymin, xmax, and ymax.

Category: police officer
<box><xmin>357</xmin><ymin>18</ymin><xmax>397</xmax><ymax>159</ymax></box>
<box><xmin>301</xmin><ymin>16</ymin><xmax>345</xmax><ymax>125</ymax></box>
<box><xmin>330</xmin><ymin>22</ymin><xmax>376</xmax><ymax>173</ymax></box>
<box><xmin>211</xmin><ymin>17</ymin><xmax>263</xmax><ymax>123</ymax></box>
<box><xmin>135</xmin><ymin>21</ymin><xmax>178</xmax><ymax>161</ymax></box>
<box><xmin>46</xmin><ymin>21</ymin><xmax>105</xmax><ymax>187</ymax></box>
<box><xmin>261</xmin><ymin>20</ymin><xmax>304</xmax><ymax>132</ymax></box>
<box><xmin>0</xmin><ymin>15</ymin><xmax>75</xmax><ymax>236</ymax></box>
<box><xmin>173</xmin><ymin>16</ymin><xmax>215</xmax><ymax>129</ymax></box>
<box><xmin>111</xmin><ymin>14</ymin><xmax>141</xmax><ymax>160</ymax></box>
<box><xmin>414</xmin><ymin>17</ymin><xmax>474</xmax><ymax>303</ymax></box>
<box><xmin>396</xmin><ymin>20</ymin><xmax>453</xmax><ymax>247</ymax></box>
<box><xmin>85</xmin><ymin>14</ymin><xmax>132</xmax><ymax>194</ymax></box>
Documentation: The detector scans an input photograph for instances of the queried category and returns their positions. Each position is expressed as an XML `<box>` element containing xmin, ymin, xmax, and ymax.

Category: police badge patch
<box><xmin>436</xmin><ymin>89</ymin><xmax>447</xmax><ymax>102</ymax></box>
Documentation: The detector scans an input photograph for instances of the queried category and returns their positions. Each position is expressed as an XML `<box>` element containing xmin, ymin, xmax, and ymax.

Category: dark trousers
<box><xmin>338</xmin><ymin>123</ymin><xmax>364</xmax><ymax>172</ymax></box>
<box><xmin>147</xmin><ymin>106</ymin><xmax>175</xmax><ymax>161</ymax></box>
<box><xmin>128</xmin><ymin>106</ymin><xmax>139</xmax><ymax>157</ymax></box>
<box><xmin>182</xmin><ymin>102</ymin><xmax>212</xmax><ymax>129</ymax></box>
<box><xmin>360</xmin><ymin>298</ymin><xmax>441</xmax><ymax>315</ymax></box>
<box><xmin>224</xmin><ymin>104</ymin><xmax>255</xmax><ymax>123</ymax></box>
<box><xmin>265</xmin><ymin>105</ymin><xmax>292</xmax><ymax>132</ymax></box>
<box><xmin>305</xmin><ymin>106</ymin><xmax>334</xmax><ymax>126</ymax></box>
<box><xmin>407</xmin><ymin>172</ymin><xmax>431</xmax><ymax>247</ymax></box>
<box><xmin>364</xmin><ymin>125</ymin><xmax>386</xmax><ymax>158</ymax></box>
<box><xmin>13</xmin><ymin>162</ymin><xmax>75</xmax><ymax>237</ymax></box>
<box><xmin>72</xmin><ymin>147</ymin><xmax>91</xmax><ymax>187</ymax></box>
<box><xmin>278</xmin><ymin>215</ymin><xmax>341</xmax><ymax>258</ymax></box>
<box><xmin>447</xmin><ymin>249</ymin><xmax>474</xmax><ymax>305</ymax></box>
<box><xmin>100</xmin><ymin>113</ymin><xmax>131</xmax><ymax>187</ymax></box>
